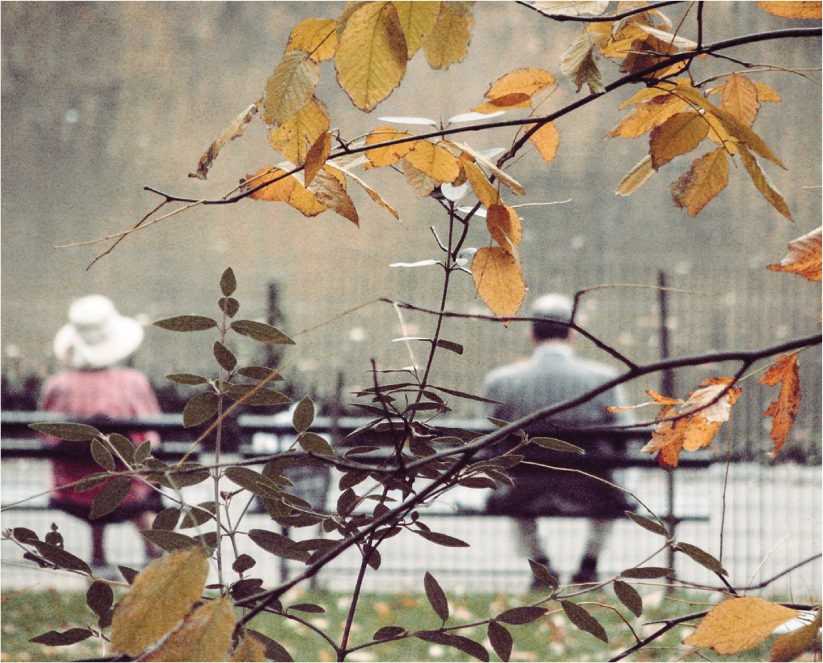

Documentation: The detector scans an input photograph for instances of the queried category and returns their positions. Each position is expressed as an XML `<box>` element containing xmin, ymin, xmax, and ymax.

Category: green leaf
<box><xmin>237</xmin><ymin>366</ymin><xmax>284</xmax><ymax>382</ymax></box>
<box><xmin>675</xmin><ymin>542</ymin><xmax>728</xmax><ymax>575</ymax></box>
<box><xmin>230</xmin><ymin>320</ymin><xmax>295</xmax><ymax>344</ymax></box>
<box><xmin>613</xmin><ymin>580</ymin><xmax>643</xmax><ymax>617</ymax></box>
<box><xmin>30</xmin><ymin>422</ymin><xmax>101</xmax><ymax>441</ymax></box>
<box><xmin>134</xmin><ymin>440</ymin><xmax>152</xmax><ymax>464</ymax></box>
<box><xmin>219</xmin><ymin>267</ymin><xmax>237</xmax><ymax>296</ymax></box>
<box><xmin>30</xmin><ymin>628</ymin><xmax>94</xmax><ymax>646</ymax></box>
<box><xmin>496</xmin><ymin>606</ymin><xmax>548</xmax><ymax>624</ymax></box>
<box><xmin>90</xmin><ymin>439</ymin><xmax>115</xmax><ymax>471</ymax></box>
<box><xmin>139</xmin><ymin>529</ymin><xmax>202</xmax><ymax>553</ymax></box>
<box><xmin>213</xmin><ymin>341</ymin><xmax>237</xmax><ymax>372</ymax></box>
<box><xmin>293</xmin><ymin>396</ymin><xmax>315</xmax><ymax>432</ymax></box>
<box><xmin>435</xmin><ymin>339</ymin><xmax>464</xmax><ymax>355</ymax></box>
<box><xmin>166</xmin><ymin>373</ymin><xmax>210</xmax><ymax>386</ymax></box>
<box><xmin>424</xmin><ymin>571</ymin><xmax>450</xmax><ymax>623</ymax></box>
<box><xmin>248</xmin><ymin>529</ymin><xmax>310</xmax><ymax>562</ymax></box>
<box><xmin>180</xmin><ymin>502</ymin><xmax>218</xmax><ymax>529</ymax></box>
<box><xmin>226</xmin><ymin>384</ymin><xmax>292</xmax><ymax>407</ymax></box>
<box><xmin>488</xmin><ymin>621</ymin><xmax>513</xmax><ymax>662</ymax></box>
<box><xmin>108</xmin><ymin>433</ymin><xmax>136</xmax><ymax>464</ymax></box>
<box><xmin>626</xmin><ymin>511</ymin><xmax>670</xmax><ymax>537</ymax></box>
<box><xmin>183</xmin><ymin>391</ymin><xmax>219</xmax><ymax>428</ymax></box>
<box><xmin>415</xmin><ymin>530</ymin><xmax>470</xmax><ymax>548</ymax></box>
<box><xmin>531</xmin><ymin>437</ymin><xmax>585</xmax><ymax>454</ymax></box>
<box><xmin>153</xmin><ymin>315</ymin><xmax>218</xmax><ymax>332</ymax></box>
<box><xmin>224</xmin><ymin>467</ymin><xmax>281</xmax><ymax>498</ymax></box>
<box><xmin>74</xmin><ymin>473</ymin><xmax>110</xmax><ymax>493</ymax></box>
<box><xmin>620</xmin><ymin>567</ymin><xmax>674</xmax><ymax>579</ymax></box>
<box><xmin>89</xmin><ymin>477</ymin><xmax>132</xmax><ymax>520</ymax></box>
<box><xmin>561</xmin><ymin>600</ymin><xmax>608</xmax><ymax>642</ymax></box>
<box><xmin>152</xmin><ymin>507</ymin><xmax>182</xmax><ymax>531</ymax></box>
<box><xmin>218</xmin><ymin>297</ymin><xmax>240</xmax><ymax>318</ymax></box>
<box><xmin>299</xmin><ymin>431</ymin><xmax>334</xmax><ymax>457</ymax></box>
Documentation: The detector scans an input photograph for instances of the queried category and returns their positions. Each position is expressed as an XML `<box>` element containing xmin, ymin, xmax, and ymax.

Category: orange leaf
<box><xmin>684</xmin><ymin>597</ymin><xmax>799</xmax><ymax>654</ymax></box>
<box><xmin>756</xmin><ymin>1</ymin><xmax>822</xmax><ymax>19</ymax></box>
<box><xmin>472</xmin><ymin>246</ymin><xmax>526</xmax><ymax>320</ymax></box>
<box><xmin>461</xmin><ymin>157</ymin><xmax>501</xmax><ymax>208</ymax></box>
<box><xmin>759</xmin><ymin>353</ymin><xmax>801</xmax><ymax>456</ymax></box>
<box><xmin>288</xmin><ymin>181</ymin><xmax>327</xmax><ymax>217</ymax></box>
<box><xmin>405</xmin><ymin>140</ymin><xmax>460</xmax><ymax>183</ymax></box>
<box><xmin>642</xmin><ymin>378</ymin><xmax>741</xmax><ymax>468</ymax></box>
<box><xmin>143</xmin><ymin>597</ymin><xmax>235</xmax><ymax>662</ymax></box>
<box><xmin>309</xmin><ymin>168</ymin><xmax>359</xmax><ymax>225</ymax></box>
<box><xmin>528</xmin><ymin>122</ymin><xmax>560</xmax><ymax>162</ymax></box>
<box><xmin>770</xmin><ymin>610</ymin><xmax>822</xmax><ymax>662</ymax></box>
<box><xmin>670</xmin><ymin>148</ymin><xmax>729</xmax><ymax>216</ymax></box>
<box><xmin>768</xmin><ymin>227</ymin><xmax>822</xmax><ymax>281</ymax></box>
<box><xmin>110</xmin><ymin>549</ymin><xmax>209</xmax><ymax>656</ymax></box>
<box><xmin>231</xmin><ymin>631</ymin><xmax>268</xmax><ymax>662</ymax></box>
<box><xmin>487</xmin><ymin>204</ymin><xmax>522</xmax><ymax>254</ymax></box>
<box><xmin>485</xmin><ymin>67</ymin><xmax>555</xmax><ymax>100</ymax></box>
<box><xmin>649</xmin><ymin>111</ymin><xmax>709</xmax><ymax>170</ymax></box>
<box><xmin>365</xmin><ymin>126</ymin><xmax>416</xmax><ymax>168</ymax></box>
<box><xmin>607</xmin><ymin>95</ymin><xmax>689</xmax><ymax>139</ymax></box>
<box><xmin>721</xmin><ymin>73</ymin><xmax>760</xmax><ymax>128</ymax></box>
<box><xmin>472</xmin><ymin>93</ymin><xmax>532</xmax><ymax>113</ymax></box>
<box><xmin>285</xmin><ymin>18</ymin><xmax>338</xmax><ymax>62</ymax></box>
<box><xmin>737</xmin><ymin>145</ymin><xmax>792</xmax><ymax>221</ymax></box>
<box><xmin>304</xmin><ymin>131</ymin><xmax>332</xmax><ymax>187</ymax></box>
<box><xmin>244</xmin><ymin>168</ymin><xmax>297</xmax><ymax>203</ymax></box>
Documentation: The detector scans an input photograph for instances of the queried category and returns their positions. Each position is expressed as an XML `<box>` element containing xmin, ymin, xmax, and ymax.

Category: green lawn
<box><xmin>0</xmin><ymin>586</ymin><xmax>805</xmax><ymax>662</ymax></box>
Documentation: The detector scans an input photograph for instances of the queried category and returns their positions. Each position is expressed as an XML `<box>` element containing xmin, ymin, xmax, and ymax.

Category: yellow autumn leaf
<box><xmin>243</xmin><ymin>168</ymin><xmax>298</xmax><ymax>202</ymax></box>
<box><xmin>560</xmin><ymin>32</ymin><xmax>604</xmax><ymax>94</ymax></box>
<box><xmin>737</xmin><ymin>145</ymin><xmax>792</xmax><ymax>221</ymax></box>
<box><xmin>649</xmin><ymin>111</ymin><xmax>710</xmax><ymax>170</ymax></box>
<box><xmin>309</xmin><ymin>167</ymin><xmax>359</xmax><ymax>225</ymax></box>
<box><xmin>770</xmin><ymin>609</ymin><xmax>821</xmax><ymax>662</ymax></box>
<box><xmin>487</xmin><ymin>204</ymin><xmax>522</xmax><ymax>254</ymax></box>
<box><xmin>528</xmin><ymin>121</ymin><xmax>560</xmax><ymax>162</ymax></box>
<box><xmin>403</xmin><ymin>159</ymin><xmax>438</xmax><ymax>198</ymax></box>
<box><xmin>754</xmin><ymin>81</ymin><xmax>782</xmax><ymax>102</ymax></box>
<box><xmin>285</xmin><ymin>18</ymin><xmax>338</xmax><ymax>62</ymax></box>
<box><xmin>684</xmin><ymin>597</ymin><xmax>800</xmax><ymax>654</ymax></box>
<box><xmin>607</xmin><ymin>95</ymin><xmax>689</xmax><ymax>138</ymax></box>
<box><xmin>619</xmin><ymin>84</ymin><xmax>674</xmax><ymax>109</ymax></box>
<box><xmin>364</xmin><ymin>126</ymin><xmax>416</xmax><ymax>168</ymax></box>
<box><xmin>670</xmin><ymin>148</ymin><xmax>729</xmax><ymax>216</ymax></box>
<box><xmin>485</xmin><ymin>67</ymin><xmax>556</xmax><ymax>100</ymax></box>
<box><xmin>262</xmin><ymin>51</ymin><xmax>320</xmax><ymax>128</ymax></box>
<box><xmin>304</xmin><ymin>131</ymin><xmax>332</xmax><ymax>187</ymax></box>
<box><xmin>423</xmin><ymin>1</ymin><xmax>474</xmax><ymax>70</ymax></box>
<box><xmin>472</xmin><ymin>246</ymin><xmax>526</xmax><ymax>320</ymax></box>
<box><xmin>756</xmin><ymin>1</ymin><xmax>822</xmax><ymax>19</ymax></box>
<box><xmin>759</xmin><ymin>353</ymin><xmax>802</xmax><ymax>457</ymax></box>
<box><xmin>615</xmin><ymin>155</ymin><xmax>656</xmax><ymax>196</ymax></box>
<box><xmin>230</xmin><ymin>631</ymin><xmax>268</xmax><ymax>662</ymax></box>
<box><xmin>461</xmin><ymin>157</ymin><xmax>501</xmax><ymax>208</ymax></box>
<box><xmin>393</xmin><ymin>1</ymin><xmax>441</xmax><ymax>58</ymax></box>
<box><xmin>452</xmin><ymin>141</ymin><xmax>524</xmax><ymax>194</ymax></box>
<box><xmin>143</xmin><ymin>597</ymin><xmax>235</xmax><ymax>662</ymax></box>
<box><xmin>268</xmin><ymin>98</ymin><xmax>330</xmax><ymax>166</ymax></box>
<box><xmin>288</xmin><ymin>180</ymin><xmax>327</xmax><ymax>217</ymax></box>
<box><xmin>768</xmin><ymin>226</ymin><xmax>822</xmax><ymax>281</ymax></box>
<box><xmin>335</xmin><ymin>1</ymin><xmax>407</xmax><ymax>112</ymax></box>
<box><xmin>405</xmin><ymin>140</ymin><xmax>460</xmax><ymax>183</ymax></box>
<box><xmin>721</xmin><ymin>73</ymin><xmax>760</xmax><ymax>128</ymax></box>
<box><xmin>110</xmin><ymin>548</ymin><xmax>209</xmax><ymax>656</ymax></box>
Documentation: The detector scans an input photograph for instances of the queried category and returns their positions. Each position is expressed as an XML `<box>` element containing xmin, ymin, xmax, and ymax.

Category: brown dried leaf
<box><xmin>309</xmin><ymin>167</ymin><xmax>359</xmax><ymax>225</ymax></box>
<box><xmin>451</xmin><ymin>141</ymin><xmax>524</xmax><ymax>194</ymax></box>
<box><xmin>472</xmin><ymin>246</ymin><xmax>526</xmax><ymax>320</ymax></box>
<box><xmin>607</xmin><ymin>95</ymin><xmax>689</xmax><ymax>139</ymax></box>
<box><xmin>190</xmin><ymin>102</ymin><xmax>259</xmax><ymax>180</ymax></box>
<box><xmin>759</xmin><ymin>353</ymin><xmax>802</xmax><ymax>456</ymax></box>
<box><xmin>110</xmin><ymin>548</ymin><xmax>209</xmax><ymax>656</ymax></box>
<box><xmin>304</xmin><ymin>131</ymin><xmax>332</xmax><ymax>187</ymax></box>
<box><xmin>285</xmin><ymin>18</ymin><xmax>338</xmax><ymax>62</ymax></box>
<box><xmin>768</xmin><ymin>226</ymin><xmax>822</xmax><ymax>281</ymax></box>
<box><xmin>243</xmin><ymin>168</ymin><xmax>297</xmax><ymax>203</ymax></box>
<box><xmin>737</xmin><ymin>145</ymin><xmax>792</xmax><ymax>221</ymax></box>
<box><xmin>684</xmin><ymin>597</ymin><xmax>799</xmax><ymax>654</ymax></box>
<box><xmin>770</xmin><ymin>610</ymin><xmax>821</xmax><ymax>662</ymax></box>
<box><xmin>339</xmin><ymin>167</ymin><xmax>400</xmax><ymax>219</ymax></box>
<box><xmin>560</xmin><ymin>32</ymin><xmax>604</xmax><ymax>94</ymax></box>
<box><xmin>649</xmin><ymin>112</ymin><xmax>709</xmax><ymax>170</ymax></box>
<box><xmin>670</xmin><ymin>148</ymin><xmax>729</xmax><ymax>216</ymax></box>
<box><xmin>144</xmin><ymin>597</ymin><xmax>235</xmax><ymax>662</ymax></box>
<box><xmin>756</xmin><ymin>1</ymin><xmax>822</xmax><ymax>19</ymax></box>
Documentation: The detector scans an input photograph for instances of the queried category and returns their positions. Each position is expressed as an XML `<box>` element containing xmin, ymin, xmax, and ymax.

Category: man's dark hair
<box><xmin>532</xmin><ymin>319</ymin><xmax>571</xmax><ymax>342</ymax></box>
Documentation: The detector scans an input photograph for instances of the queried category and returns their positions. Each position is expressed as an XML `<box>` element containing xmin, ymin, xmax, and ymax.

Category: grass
<box><xmin>0</xmin><ymin>586</ymin><xmax>812</xmax><ymax>662</ymax></box>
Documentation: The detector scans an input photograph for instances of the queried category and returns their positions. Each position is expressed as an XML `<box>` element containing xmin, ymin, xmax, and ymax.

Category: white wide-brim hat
<box><xmin>54</xmin><ymin>295</ymin><xmax>144</xmax><ymax>369</ymax></box>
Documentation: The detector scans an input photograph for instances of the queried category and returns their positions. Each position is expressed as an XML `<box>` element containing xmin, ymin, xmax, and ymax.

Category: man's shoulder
<box><xmin>566</xmin><ymin>355</ymin><xmax>620</xmax><ymax>380</ymax></box>
<box><xmin>484</xmin><ymin>360</ymin><xmax>531</xmax><ymax>386</ymax></box>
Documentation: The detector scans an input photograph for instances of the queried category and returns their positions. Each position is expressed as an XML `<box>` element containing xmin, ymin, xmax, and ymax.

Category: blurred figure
<box><xmin>41</xmin><ymin>295</ymin><xmax>163</xmax><ymax>577</ymax></box>
<box><xmin>483</xmin><ymin>294</ymin><xmax>635</xmax><ymax>588</ymax></box>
